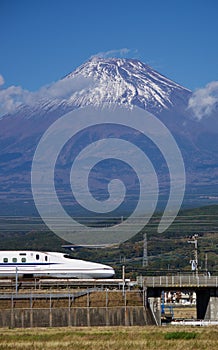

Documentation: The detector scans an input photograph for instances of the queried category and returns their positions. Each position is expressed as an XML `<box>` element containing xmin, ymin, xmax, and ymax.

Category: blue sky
<box><xmin>0</xmin><ymin>0</ymin><xmax>218</xmax><ymax>92</ymax></box>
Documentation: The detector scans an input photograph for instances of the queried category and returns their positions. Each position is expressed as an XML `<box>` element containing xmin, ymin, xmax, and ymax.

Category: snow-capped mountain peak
<box><xmin>0</xmin><ymin>57</ymin><xmax>191</xmax><ymax>121</ymax></box>
<box><xmin>63</xmin><ymin>57</ymin><xmax>191</xmax><ymax>112</ymax></box>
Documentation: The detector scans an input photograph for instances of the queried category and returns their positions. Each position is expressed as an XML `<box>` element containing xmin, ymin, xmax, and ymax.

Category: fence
<box><xmin>0</xmin><ymin>289</ymin><xmax>150</xmax><ymax>328</ymax></box>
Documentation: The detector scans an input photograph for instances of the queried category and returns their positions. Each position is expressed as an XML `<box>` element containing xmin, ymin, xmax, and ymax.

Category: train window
<box><xmin>45</xmin><ymin>256</ymin><xmax>48</xmax><ymax>261</ymax></box>
<box><xmin>63</xmin><ymin>254</ymin><xmax>74</xmax><ymax>259</ymax></box>
<box><xmin>3</xmin><ymin>258</ymin><xmax>8</xmax><ymax>263</ymax></box>
<box><xmin>21</xmin><ymin>258</ymin><xmax>26</xmax><ymax>263</ymax></box>
<box><xmin>12</xmin><ymin>258</ymin><xmax>17</xmax><ymax>263</ymax></box>
<box><xmin>19</xmin><ymin>253</ymin><xmax>26</xmax><ymax>256</ymax></box>
<box><xmin>36</xmin><ymin>254</ymin><xmax>39</xmax><ymax>260</ymax></box>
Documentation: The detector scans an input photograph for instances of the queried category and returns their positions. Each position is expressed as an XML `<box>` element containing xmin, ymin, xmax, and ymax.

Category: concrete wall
<box><xmin>204</xmin><ymin>289</ymin><xmax>218</xmax><ymax>320</ymax></box>
<box><xmin>147</xmin><ymin>297</ymin><xmax>161</xmax><ymax>325</ymax></box>
<box><xmin>197</xmin><ymin>288</ymin><xmax>218</xmax><ymax>320</ymax></box>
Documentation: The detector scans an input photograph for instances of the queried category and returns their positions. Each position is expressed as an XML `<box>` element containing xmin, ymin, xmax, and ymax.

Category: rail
<box><xmin>0</xmin><ymin>289</ymin><xmax>96</xmax><ymax>300</ymax></box>
<box><xmin>0</xmin><ymin>278</ymin><xmax>131</xmax><ymax>291</ymax></box>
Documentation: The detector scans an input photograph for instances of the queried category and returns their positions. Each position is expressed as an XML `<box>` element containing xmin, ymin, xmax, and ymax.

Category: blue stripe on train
<box><xmin>0</xmin><ymin>263</ymin><xmax>57</xmax><ymax>266</ymax></box>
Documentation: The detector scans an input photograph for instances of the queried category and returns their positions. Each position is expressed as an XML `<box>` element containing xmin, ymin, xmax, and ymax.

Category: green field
<box><xmin>0</xmin><ymin>326</ymin><xmax>217</xmax><ymax>350</ymax></box>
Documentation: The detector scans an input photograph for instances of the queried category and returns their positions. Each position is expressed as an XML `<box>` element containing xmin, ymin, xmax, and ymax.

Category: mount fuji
<box><xmin>0</xmin><ymin>57</ymin><xmax>217</xmax><ymax>217</ymax></box>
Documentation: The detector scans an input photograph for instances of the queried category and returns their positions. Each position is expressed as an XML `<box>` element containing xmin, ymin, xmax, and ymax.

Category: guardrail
<box><xmin>137</xmin><ymin>275</ymin><xmax>218</xmax><ymax>288</ymax></box>
<box><xmin>171</xmin><ymin>320</ymin><xmax>218</xmax><ymax>326</ymax></box>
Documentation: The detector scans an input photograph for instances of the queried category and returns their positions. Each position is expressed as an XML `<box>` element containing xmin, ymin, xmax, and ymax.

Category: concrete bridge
<box><xmin>137</xmin><ymin>275</ymin><xmax>218</xmax><ymax>325</ymax></box>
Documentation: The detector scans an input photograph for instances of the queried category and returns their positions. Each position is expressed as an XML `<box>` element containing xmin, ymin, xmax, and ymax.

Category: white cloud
<box><xmin>0</xmin><ymin>85</ymin><xmax>31</xmax><ymax>116</ymax></box>
<box><xmin>38</xmin><ymin>75</ymin><xmax>93</xmax><ymax>100</ymax></box>
<box><xmin>0</xmin><ymin>75</ymin><xmax>4</xmax><ymax>86</ymax></box>
<box><xmin>188</xmin><ymin>81</ymin><xmax>218</xmax><ymax>120</ymax></box>
<box><xmin>0</xmin><ymin>74</ymin><xmax>94</xmax><ymax>117</ymax></box>
<box><xmin>91</xmin><ymin>48</ymin><xmax>138</xmax><ymax>59</ymax></box>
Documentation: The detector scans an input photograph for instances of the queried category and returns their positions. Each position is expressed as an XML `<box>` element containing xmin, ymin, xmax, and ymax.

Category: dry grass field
<box><xmin>0</xmin><ymin>326</ymin><xmax>217</xmax><ymax>350</ymax></box>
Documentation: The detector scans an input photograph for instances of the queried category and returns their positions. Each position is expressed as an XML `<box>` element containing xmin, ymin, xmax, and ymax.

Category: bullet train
<box><xmin>0</xmin><ymin>251</ymin><xmax>115</xmax><ymax>279</ymax></box>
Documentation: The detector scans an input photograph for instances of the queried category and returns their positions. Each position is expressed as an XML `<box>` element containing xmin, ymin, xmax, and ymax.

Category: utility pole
<box><xmin>205</xmin><ymin>253</ymin><xmax>208</xmax><ymax>274</ymax></box>
<box><xmin>188</xmin><ymin>234</ymin><xmax>199</xmax><ymax>276</ymax></box>
<box><xmin>142</xmin><ymin>232</ymin><xmax>148</xmax><ymax>267</ymax></box>
<box><xmin>122</xmin><ymin>265</ymin><xmax>125</xmax><ymax>297</ymax></box>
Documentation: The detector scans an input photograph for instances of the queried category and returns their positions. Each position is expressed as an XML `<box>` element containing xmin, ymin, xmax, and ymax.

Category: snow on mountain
<box><xmin>63</xmin><ymin>57</ymin><xmax>191</xmax><ymax>113</ymax></box>
<box><xmin>0</xmin><ymin>57</ymin><xmax>191</xmax><ymax>121</ymax></box>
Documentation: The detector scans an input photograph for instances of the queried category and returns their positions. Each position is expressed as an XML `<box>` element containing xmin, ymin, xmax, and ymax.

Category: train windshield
<box><xmin>63</xmin><ymin>254</ymin><xmax>74</xmax><ymax>259</ymax></box>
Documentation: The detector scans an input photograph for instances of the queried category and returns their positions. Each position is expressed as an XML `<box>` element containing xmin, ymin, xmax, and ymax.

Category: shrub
<box><xmin>164</xmin><ymin>331</ymin><xmax>197</xmax><ymax>340</ymax></box>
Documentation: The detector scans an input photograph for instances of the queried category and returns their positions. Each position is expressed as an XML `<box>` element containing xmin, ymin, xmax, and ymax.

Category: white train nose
<box><xmin>91</xmin><ymin>265</ymin><xmax>115</xmax><ymax>278</ymax></box>
<box><xmin>103</xmin><ymin>267</ymin><xmax>115</xmax><ymax>278</ymax></box>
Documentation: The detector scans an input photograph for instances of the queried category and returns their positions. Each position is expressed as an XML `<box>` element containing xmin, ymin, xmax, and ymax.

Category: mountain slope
<box><xmin>0</xmin><ymin>57</ymin><xmax>217</xmax><ymax>217</ymax></box>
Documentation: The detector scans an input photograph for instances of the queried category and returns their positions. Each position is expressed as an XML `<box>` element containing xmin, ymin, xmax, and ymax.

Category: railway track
<box><xmin>0</xmin><ymin>278</ymin><xmax>131</xmax><ymax>291</ymax></box>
